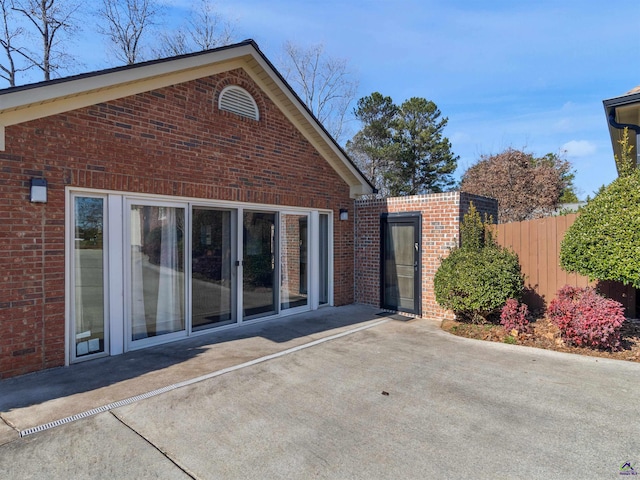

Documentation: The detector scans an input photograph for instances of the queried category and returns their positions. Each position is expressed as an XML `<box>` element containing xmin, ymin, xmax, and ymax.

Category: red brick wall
<box><xmin>355</xmin><ymin>192</ymin><xmax>497</xmax><ymax>320</ymax></box>
<box><xmin>281</xmin><ymin>214</ymin><xmax>302</xmax><ymax>297</ymax></box>
<box><xmin>460</xmin><ymin>192</ymin><xmax>499</xmax><ymax>225</ymax></box>
<box><xmin>0</xmin><ymin>68</ymin><xmax>354</xmax><ymax>378</ymax></box>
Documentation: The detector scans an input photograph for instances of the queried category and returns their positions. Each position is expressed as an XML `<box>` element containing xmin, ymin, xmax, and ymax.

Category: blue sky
<box><xmin>217</xmin><ymin>0</ymin><xmax>640</xmax><ymax>198</ymax></box>
<box><xmin>17</xmin><ymin>0</ymin><xmax>640</xmax><ymax>198</ymax></box>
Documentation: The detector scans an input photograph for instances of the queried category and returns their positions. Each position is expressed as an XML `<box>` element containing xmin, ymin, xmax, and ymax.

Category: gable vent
<box><xmin>218</xmin><ymin>86</ymin><xmax>259</xmax><ymax>120</ymax></box>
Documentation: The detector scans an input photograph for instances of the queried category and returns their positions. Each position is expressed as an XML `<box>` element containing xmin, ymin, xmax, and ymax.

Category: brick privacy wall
<box><xmin>460</xmin><ymin>192</ymin><xmax>499</xmax><ymax>231</ymax></box>
<box><xmin>0</xmin><ymin>68</ymin><xmax>354</xmax><ymax>378</ymax></box>
<box><xmin>355</xmin><ymin>192</ymin><xmax>498</xmax><ymax>320</ymax></box>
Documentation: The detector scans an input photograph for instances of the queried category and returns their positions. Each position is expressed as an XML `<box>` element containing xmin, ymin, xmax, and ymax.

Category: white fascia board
<box><xmin>0</xmin><ymin>42</ymin><xmax>374</xmax><ymax>198</ymax></box>
<box><xmin>245</xmin><ymin>55</ymin><xmax>373</xmax><ymax>197</ymax></box>
<box><xmin>0</xmin><ymin>46</ymin><xmax>256</xmax><ymax>145</ymax></box>
<box><xmin>0</xmin><ymin>45</ymin><xmax>255</xmax><ymax>114</ymax></box>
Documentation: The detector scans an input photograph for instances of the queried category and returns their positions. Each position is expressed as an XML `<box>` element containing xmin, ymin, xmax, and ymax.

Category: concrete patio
<box><xmin>1</xmin><ymin>304</ymin><xmax>639</xmax><ymax>479</ymax></box>
<box><xmin>0</xmin><ymin>305</ymin><xmax>394</xmax><ymax>439</ymax></box>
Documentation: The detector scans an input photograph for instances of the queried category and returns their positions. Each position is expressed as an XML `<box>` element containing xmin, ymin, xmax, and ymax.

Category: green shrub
<box><xmin>434</xmin><ymin>204</ymin><xmax>524</xmax><ymax>323</ymax></box>
<box><xmin>434</xmin><ymin>245</ymin><xmax>524</xmax><ymax>323</ymax></box>
<box><xmin>560</xmin><ymin>169</ymin><xmax>640</xmax><ymax>288</ymax></box>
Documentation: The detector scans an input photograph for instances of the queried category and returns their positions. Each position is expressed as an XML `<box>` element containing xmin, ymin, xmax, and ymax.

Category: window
<box><xmin>280</xmin><ymin>213</ymin><xmax>309</xmax><ymax>310</ymax></box>
<box><xmin>192</xmin><ymin>208</ymin><xmax>235</xmax><ymax>330</ymax></box>
<box><xmin>243</xmin><ymin>211</ymin><xmax>276</xmax><ymax>318</ymax></box>
<box><xmin>319</xmin><ymin>213</ymin><xmax>330</xmax><ymax>305</ymax></box>
<box><xmin>71</xmin><ymin>195</ymin><xmax>108</xmax><ymax>360</ymax></box>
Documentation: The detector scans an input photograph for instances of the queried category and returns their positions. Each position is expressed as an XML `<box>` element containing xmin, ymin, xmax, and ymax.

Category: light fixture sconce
<box><xmin>339</xmin><ymin>208</ymin><xmax>348</xmax><ymax>221</ymax></box>
<box><xmin>30</xmin><ymin>178</ymin><xmax>48</xmax><ymax>203</ymax></box>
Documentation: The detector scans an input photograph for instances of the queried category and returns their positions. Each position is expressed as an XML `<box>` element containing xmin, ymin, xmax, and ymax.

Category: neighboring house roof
<box><xmin>0</xmin><ymin>39</ymin><xmax>374</xmax><ymax>198</ymax></box>
<box><xmin>603</xmin><ymin>85</ymin><xmax>640</xmax><ymax>173</ymax></box>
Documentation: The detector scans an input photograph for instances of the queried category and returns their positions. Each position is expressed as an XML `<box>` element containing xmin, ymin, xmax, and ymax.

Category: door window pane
<box><xmin>131</xmin><ymin>205</ymin><xmax>185</xmax><ymax>340</ymax></box>
<box><xmin>280</xmin><ymin>214</ymin><xmax>308</xmax><ymax>310</ymax></box>
<box><xmin>192</xmin><ymin>208</ymin><xmax>234</xmax><ymax>329</ymax></box>
<box><xmin>73</xmin><ymin>197</ymin><xmax>106</xmax><ymax>357</ymax></box>
<box><xmin>243</xmin><ymin>212</ymin><xmax>276</xmax><ymax>318</ymax></box>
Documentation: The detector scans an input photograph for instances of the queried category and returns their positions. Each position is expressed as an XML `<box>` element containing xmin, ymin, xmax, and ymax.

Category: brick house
<box><xmin>0</xmin><ymin>40</ymin><xmax>496</xmax><ymax>379</ymax></box>
<box><xmin>0</xmin><ymin>40</ymin><xmax>377</xmax><ymax>378</ymax></box>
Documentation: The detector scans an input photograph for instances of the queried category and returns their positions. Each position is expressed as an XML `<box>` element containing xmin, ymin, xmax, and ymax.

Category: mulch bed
<box><xmin>441</xmin><ymin>316</ymin><xmax>640</xmax><ymax>362</ymax></box>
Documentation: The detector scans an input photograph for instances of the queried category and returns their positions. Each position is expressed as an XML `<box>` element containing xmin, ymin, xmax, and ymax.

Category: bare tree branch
<box><xmin>0</xmin><ymin>0</ymin><xmax>27</xmax><ymax>86</ymax></box>
<box><xmin>188</xmin><ymin>0</ymin><xmax>234</xmax><ymax>50</ymax></box>
<box><xmin>280</xmin><ymin>41</ymin><xmax>358</xmax><ymax>144</ymax></box>
<box><xmin>98</xmin><ymin>0</ymin><xmax>160</xmax><ymax>65</ymax></box>
<box><xmin>153</xmin><ymin>0</ymin><xmax>235</xmax><ymax>59</ymax></box>
<box><xmin>11</xmin><ymin>0</ymin><xmax>80</xmax><ymax>81</ymax></box>
<box><xmin>154</xmin><ymin>27</ymin><xmax>189</xmax><ymax>57</ymax></box>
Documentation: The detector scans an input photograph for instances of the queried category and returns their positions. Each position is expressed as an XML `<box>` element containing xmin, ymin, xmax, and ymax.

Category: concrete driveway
<box><xmin>1</xmin><ymin>305</ymin><xmax>639</xmax><ymax>479</ymax></box>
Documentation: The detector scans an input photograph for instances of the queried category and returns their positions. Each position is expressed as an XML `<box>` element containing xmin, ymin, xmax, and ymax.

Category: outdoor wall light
<box><xmin>339</xmin><ymin>208</ymin><xmax>348</xmax><ymax>221</ymax></box>
<box><xmin>30</xmin><ymin>178</ymin><xmax>48</xmax><ymax>203</ymax></box>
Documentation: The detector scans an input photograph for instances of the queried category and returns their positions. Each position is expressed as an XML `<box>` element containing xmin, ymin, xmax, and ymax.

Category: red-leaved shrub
<box><xmin>547</xmin><ymin>285</ymin><xmax>625</xmax><ymax>350</ymax></box>
<box><xmin>500</xmin><ymin>299</ymin><xmax>530</xmax><ymax>334</ymax></box>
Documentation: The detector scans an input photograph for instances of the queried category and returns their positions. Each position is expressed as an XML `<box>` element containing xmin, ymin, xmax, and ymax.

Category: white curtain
<box><xmin>280</xmin><ymin>215</ymin><xmax>290</xmax><ymax>307</ymax></box>
<box><xmin>156</xmin><ymin>207</ymin><xmax>183</xmax><ymax>333</ymax></box>
<box><xmin>130</xmin><ymin>205</ymin><xmax>184</xmax><ymax>340</ymax></box>
<box><xmin>131</xmin><ymin>206</ymin><xmax>147</xmax><ymax>339</ymax></box>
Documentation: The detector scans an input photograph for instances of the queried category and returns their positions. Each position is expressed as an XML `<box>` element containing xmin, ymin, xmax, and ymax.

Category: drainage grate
<box><xmin>19</xmin><ymin>317</ymin><xmax>390</xmax><ymax>437</ymax></box>
<box><xmin>19</xmin><ymin>387</ymin><xmax>177</xmax><ymax>437</ymax></box>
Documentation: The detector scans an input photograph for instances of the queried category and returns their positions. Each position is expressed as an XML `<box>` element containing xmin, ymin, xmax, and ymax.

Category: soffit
<box><xmin>604</xmin><ymin>90</ymin><xmax>640</xmax><ymax>168</ymax></box>
<box><xmin>0</xmin><ymin>42</ymin><xmax>373</xmax><ymax>197</ymax></box>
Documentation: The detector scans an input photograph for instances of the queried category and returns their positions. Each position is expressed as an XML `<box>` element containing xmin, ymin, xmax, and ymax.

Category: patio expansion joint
<box><xmin>18</xmin><ymin>318</ymin><xmax>391</xmax><ymax>438</ymax></box>
<box><xmin>109</xmin><ymin>410</ymin><xmax>197</xmax><ymax>479</ymax></box>
<box><xmin>0</xmin><ymin>412</ymin><xmax>19</xmax><ymax>433</ymax></box>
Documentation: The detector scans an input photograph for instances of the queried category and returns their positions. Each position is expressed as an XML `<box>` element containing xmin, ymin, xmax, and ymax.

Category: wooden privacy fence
<box><xmin>494</xmin><ymin>214</ymin><xmax>637</xmax><ymax>317</ymax></box>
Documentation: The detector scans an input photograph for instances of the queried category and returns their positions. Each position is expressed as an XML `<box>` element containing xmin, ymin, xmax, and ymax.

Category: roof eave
<box><xmin>0</xmin><ymin>41</ymin><xmax>373</xmax><ymax>197</ymax></box>
<box><xmin>244</xmin><ymin>44</ymin><xmax>374</xmax><ymax>196</ymax></box>
<box><xmin>603</xmin><ymin>92</ymin><xmax>640</xmax><ymax>172</ymax></box>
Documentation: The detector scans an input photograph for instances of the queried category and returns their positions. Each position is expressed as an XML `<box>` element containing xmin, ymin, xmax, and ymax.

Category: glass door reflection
<box><xmin>243</xmin><ymin>212</ymin><xmax>276</xmax><ymax>318</ymax></box>
<box><xmin>280</xmin><ymin>214</ymin><xmax>308</xmax><ymax>310</ymax></box>
<box><xmin>192</xmin><ymin>208</ymin><xmax>234</xmax><ymax>329</ymax></box>
<box><xmin>73</xmin><ymin>196</ymin><xmax>106</xmax><ymax>358</ymax></box>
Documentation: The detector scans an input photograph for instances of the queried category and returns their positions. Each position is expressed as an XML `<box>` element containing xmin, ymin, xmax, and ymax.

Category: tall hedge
<box><xmin>560</xmin><ymin>169</ymin><xmax>640</xmax><ymax>288</ymax></box>
<box><xmin>434</xmin><ymin>204</ymin><xmax>524</xmax><ymax>323</ymax></box>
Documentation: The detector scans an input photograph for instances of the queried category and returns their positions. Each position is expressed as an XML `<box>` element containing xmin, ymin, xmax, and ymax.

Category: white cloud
<box><xmin>561</xmin><ymin>140</ymin><xmax>597</xmax><ymax>157</ymax></box>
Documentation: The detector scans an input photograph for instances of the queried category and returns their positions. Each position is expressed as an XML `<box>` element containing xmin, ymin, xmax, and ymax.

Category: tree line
<box><xmin>0</xmin><ymin>0</ymin><xmax>235</xmax><ymax>85</ymax></box>
<box><xmin>1</xmin><ymin>0</ymin><xmax>359</xmax><ymax>145</ymax></box>
<box><xmin>1</xmin><ymin>0</ymin><xmax>579</xmax><ymax>218</ymax></box>
<box><xmin>347</xmin><ymin>91</ymin><xmax>578</xmax><ymax>221</ymax></box>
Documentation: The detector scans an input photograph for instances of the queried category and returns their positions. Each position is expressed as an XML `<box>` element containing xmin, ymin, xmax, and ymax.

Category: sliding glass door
<box><xmin>280</xmin><ymin>213</ymin><xmax>309</xmax><ymax>311</ymax></box>
<box><xmin>242</xmin><ymin>211</ymin><xmax>276</xmax><ymax>318</ymax></box>
<box><xmin>130</xmin><ymin>203</ymin><xmax>186</xmax><ymax>343</ymax></box>
<box><xmin>70</xmin><ymin>191</ymin><xmax>334</xmax><ymax>362</ymax></box>
<box><xmin>192</xmin><ymin>208</ymin><xmax>234</xmax><ymax>329</ymax></box>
